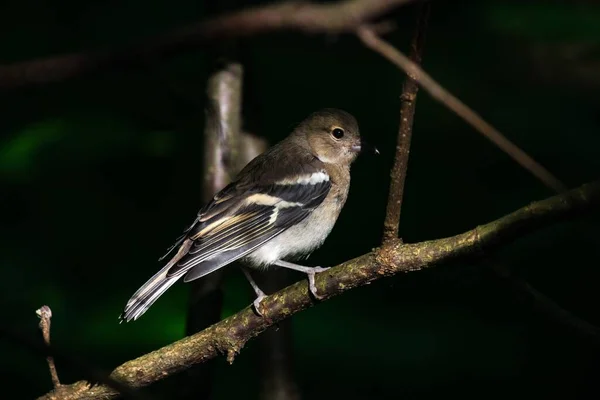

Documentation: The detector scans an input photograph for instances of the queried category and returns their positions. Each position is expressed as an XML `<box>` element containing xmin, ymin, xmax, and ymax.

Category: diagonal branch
<box><xmin>0</xmin><ymin>0</ymin><xmax>416</xmax><ymax>89</ymax></box>
<box><xmin>356</xmin><ymin>26</ymin><xmax>567</xmax><ymax>194</ymax></box>
<box><xmin>383</xmin><ymin>2</ymin><xmax>430</xmax><ymax>243</ymax></box>
<box><xmin>37</xmin><ymin>180</ymin><xmax>600</xmax><ymax>400</ymax></box>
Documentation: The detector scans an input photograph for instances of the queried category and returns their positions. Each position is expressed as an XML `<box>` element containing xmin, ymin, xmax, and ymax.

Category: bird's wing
<box><xmin>121</xmin><ymin>170</ymin><xmax>331</xmax><ymax>322</ymax></box>
<box><xmin>156</xmin><ymin>180</ymin><xmax>242</xmax><ymax>263</ymax></box>
<box><xmin>166</xmin><ymin>169</ymin><xmax>332</xmax><ymax>282</ymax></box>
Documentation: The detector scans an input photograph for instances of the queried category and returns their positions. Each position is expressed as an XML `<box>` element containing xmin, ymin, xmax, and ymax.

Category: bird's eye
<box><xmin>331</xmin><ymin>127</ymin><xmax>345</xmax><ymax>139</ymax></box>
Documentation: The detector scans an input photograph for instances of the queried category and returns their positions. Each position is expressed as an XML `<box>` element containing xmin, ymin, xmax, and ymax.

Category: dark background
<box><xmin>1</xmin><ymin>0</ymin><xmax>600</xmax><ymax>399</ymax></box>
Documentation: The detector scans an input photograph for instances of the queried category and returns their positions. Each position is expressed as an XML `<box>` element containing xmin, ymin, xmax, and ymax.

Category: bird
<box><xmin>120</xmin><ymin>108</ymin><xmax>377</xmax><ymax>322</ymax></box>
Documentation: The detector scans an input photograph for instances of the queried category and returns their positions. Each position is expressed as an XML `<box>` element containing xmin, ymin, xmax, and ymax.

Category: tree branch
<box><xmin>37</xmin><ymin>180</ymin><xmax>600</xmax><ymax>400</ymax></box>
<box><xmin>201</xmin><ymin>62</ymin><xmax>243</xmax><ymax>200</ymax></box>
<box><xmin>356</xmin><ymin>26</ymin><xmax>567</xmax><ymax>194</ymax></box>
<box><xmin>0</xmin><ymin>0</ymin><xmax>416</xmax><ymax>89</ymax></box>
<box><xmin>383</xmin><ymin>2</ymin><xmax>430</xmax><ymax>243</ymax></box>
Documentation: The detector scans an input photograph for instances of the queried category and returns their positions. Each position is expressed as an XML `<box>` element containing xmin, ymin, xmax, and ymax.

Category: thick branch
<box><xmin>0</xmin><ymin>0</ymin><xmax>416</xmax><ymax>88</ymax></box>
<box><xmin>38</xmin><ymin>180</ymin><xmax>600</xmax><ymax>400</ymax></box>
<box><xmin>356</xmin><ymin>26</ymin><xmax>567</xmax><ymax>194</ymax></box>
<box><xmin>383</xmin><ymin>2</ymin><xmax>430</xmax><ymax>243</ymax></box>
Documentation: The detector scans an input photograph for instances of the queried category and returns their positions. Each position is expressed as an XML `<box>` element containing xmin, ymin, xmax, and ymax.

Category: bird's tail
<box><xmin>119</xmin><ymin>263</ymin><xmax>181</xmax><ymax>323</ymax></box>
<box><xmin>120</xmin><ymin>240</ymin><xmax>193</xmax><ymax>323</ymax></box>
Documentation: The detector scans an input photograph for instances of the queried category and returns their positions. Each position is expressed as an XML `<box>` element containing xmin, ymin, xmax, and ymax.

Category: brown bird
<box><xmin>120</xmin><ymin>108</ymin><xmax>376</xmax><ymax>322</ymax></box>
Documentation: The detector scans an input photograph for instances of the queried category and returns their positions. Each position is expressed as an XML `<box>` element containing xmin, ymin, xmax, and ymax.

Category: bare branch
<box><xmin>383</xmin><ymin>2</ymin><xmax>430</xmax><ymax>243</ymax></box>
<box><xmin>36</xmin><ymin>306</ymin><xmax>61</xmax><ymax>389</ymax></box>
<box><xmin>37</xmin><ymin>180</ymin><xmax>600</xmax><ymax>400</ymax></box>
<box><xmin>202</xmin><ymin>62</ymin><xmax>244</xmax><ymax>200</ymax></box>
<box><xmin>0</xmin><ymin>0</ymin><xmax>416</xmax><ymax>89</ymax></box>
<box><xmin>356</xmin><ymin>26</ymin><xmax>568</xmax><ymax>194</ymax></box>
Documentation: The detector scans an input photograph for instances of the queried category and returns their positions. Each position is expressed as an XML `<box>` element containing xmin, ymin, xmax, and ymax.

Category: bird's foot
<box><xmin>306</xmin><ymin>266</ymin><xmax>330</xmax><ymax>300</ymax></box>
<box><xmin>242</xmin><ymin>267</ymin><xmax>271</xmax><ymax>319</ymax></box>
<box><xmin>252</xmin><ymin>291</ymin><xmax>268</xmax><ymax>317</ymax></box>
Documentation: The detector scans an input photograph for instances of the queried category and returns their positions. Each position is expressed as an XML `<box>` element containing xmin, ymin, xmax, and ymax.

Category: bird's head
<box><xmin>296</xmin><ymin>108</ymin><xmax>377</xmax><ymax>166</ymax></box>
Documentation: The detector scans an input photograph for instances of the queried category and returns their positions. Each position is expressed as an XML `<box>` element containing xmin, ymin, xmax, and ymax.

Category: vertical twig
<box><xmin>182</xmin><ymin>61</ymin><xmax>243</xmax><ymax>400</ymax></box>
<box><xmin>201</xmin><ymin>62</ymin><xmax>244</xmax><ymax>200</ymax></box>
<box><xmin>184</xmin><ymin>5</ymin><xmax>269</xmax><ymax>397</ymax></box>
<box><xmin>357</xmin><ymin>25</ymin><xmax>567</xmax><ymax>194</ymax></box>
<box><xmin>183</xmin><ymin>0</ymin><xmax>245</xmax><ymax>388</ymax></box>
<box><xmin>240</xmin><ymin>59</ymin><xmax>299</xmax><ymax>400</ymax></box>
<box><xmin>383</xmin><ymin>2</ymin><xmax>431</xmax><ymax>243</ymax></box>
<box><xmin>36</xmin><ymin>305</ymin><xmax>61</xmax><ymax>389</ymax></box>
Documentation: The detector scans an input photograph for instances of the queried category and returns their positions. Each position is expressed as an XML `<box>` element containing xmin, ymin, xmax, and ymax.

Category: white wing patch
<box><xmin>275</xmin><ymin>171</ymin><xmax>329</xmax><ymax>185</ymax></box>
<box><xmin>245</xmin><ymin>193</ymin><xmax>304</xmax><ymax>208</ymax></box>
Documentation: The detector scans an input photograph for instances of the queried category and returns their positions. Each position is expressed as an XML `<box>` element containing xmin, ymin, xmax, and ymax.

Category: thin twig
<box><xmin>383</xmin><ymin>2</ymin><xmax>430</xmax><ymax>243</ymax></box>
<box><xmin>36</xmin><ymin>306</ymin><xmax>60</xmax><ymax>389</ymax></box>
<box><xmin>0</xmin><ymin>0</ymin><xmax>416</xmax><ymax>88</ymax></box>
<box><xmin>37</xmin><ymin>180</ymin><xmax>600</xmax><ymax>400</ymax></box>
<box><xmin>0</xmin><ymin>323</ymin><xmax>150</xmax><ymax>400</ymax></box>
<box><xmin>356</xmin><ymin>26</ymin><xmax>568</xmax><ymax>194</ymax></box>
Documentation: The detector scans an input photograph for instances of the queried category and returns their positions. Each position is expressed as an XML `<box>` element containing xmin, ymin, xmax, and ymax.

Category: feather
<box><xmin>120</xmin><ymin>240</ymin><xmax>192</xmax><ymax>322</ymax></box>
<box><xmin>121</xmin><ymin>145</ymin><xmax>333</xmax><ymax>321</ymax></box>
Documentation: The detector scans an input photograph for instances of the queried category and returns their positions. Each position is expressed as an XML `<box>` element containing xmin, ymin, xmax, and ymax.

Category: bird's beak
<box><xmin>352</xmin><ymin>139</ymin><xmax>379</xmax><ymax>155</ymax></box>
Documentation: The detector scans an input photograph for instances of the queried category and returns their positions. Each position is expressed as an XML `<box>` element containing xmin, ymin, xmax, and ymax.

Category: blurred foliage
<box><xmin>1</xmin><ymin>0</ymin><xmax>599</xmax><ymax>399</ymax></box>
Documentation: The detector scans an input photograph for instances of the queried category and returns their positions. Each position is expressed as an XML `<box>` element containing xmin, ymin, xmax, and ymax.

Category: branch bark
<box><xmin>383</xmin><ymin>2</ymin><xmax>430</xmax><ymax>243</ymax></box>
<box><xmin>356</xmin><ymin>26</ymin><xmax>567</xmax><ymax>194</ymax></box>
<box><xmin>201</xmin><ymin>62</ymin><xmax>244</xmax><ymax>201</ymax></box>
<box><xmin>0</xmin><ymin>0</ymin><xmax>416</xmax><ymax>89</ymax></box>
<box><xmin>38</xmin><ymin>180</ymin><xmax>600</xmax><ymax>400</ymax></box>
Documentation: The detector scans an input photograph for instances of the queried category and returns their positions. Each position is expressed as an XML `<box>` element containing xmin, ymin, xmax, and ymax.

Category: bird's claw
<box><xmin>307</xmin><ymin>266</ymin><xmax>330</xmax><ymax>300</ymax></box>
<box><xmin>252</xmin><ymin>293</ymin><xmax>267</xmax><ymax>317</ymax></box>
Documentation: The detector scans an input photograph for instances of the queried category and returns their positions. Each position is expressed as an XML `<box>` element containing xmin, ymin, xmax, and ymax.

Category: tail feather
<box><xmin>120</xmin><ymin>265</ymin><xmax>182</xmax><ymax>323</ymax></box>
<box><xmin>120</xmin><ymin>240</ymin><xmax>194</xmax><ymax>323</ymax></box>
